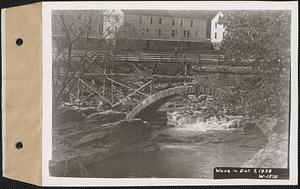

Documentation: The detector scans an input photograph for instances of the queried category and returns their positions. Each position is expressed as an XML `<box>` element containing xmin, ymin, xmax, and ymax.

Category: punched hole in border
<box><xmin>16</xmin><ymin>142</ymin><xmax>23</xmax><ymax>149</ymax></box>
<box><xmin>16</xmin><ymin>38</ymin><xmax>23</xmax><ymax>46</ymax></box>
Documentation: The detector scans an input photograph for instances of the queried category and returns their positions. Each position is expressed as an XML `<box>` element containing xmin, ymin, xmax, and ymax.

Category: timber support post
<box><xmin>111</xmin><ymin>80</ymin><xmax>114</xmax><ymax>104</ymax></box>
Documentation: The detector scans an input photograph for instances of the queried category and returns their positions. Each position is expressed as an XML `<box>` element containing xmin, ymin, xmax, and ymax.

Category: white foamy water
<box><xmin>168</xmin><ymin>112</ymin><xmax>241</xmax><ymax>132</ymax></box>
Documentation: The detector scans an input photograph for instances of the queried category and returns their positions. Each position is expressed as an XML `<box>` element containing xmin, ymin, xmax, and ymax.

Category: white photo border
<box><xmin>42</xmin><ymin>1</ymin><xmax>298</xmax><ymax>186</ymax></box>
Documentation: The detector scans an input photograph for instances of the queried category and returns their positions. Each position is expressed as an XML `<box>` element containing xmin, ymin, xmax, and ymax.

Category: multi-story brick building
<box><xmin>121</xmin><ymin>10</ymin><xmax>210</xmax><ymax>42</ymax></box>
<box><xmin>104</xmin><ymin>10</ymin><xmax>224</xmax><ymax>51</ymax></box>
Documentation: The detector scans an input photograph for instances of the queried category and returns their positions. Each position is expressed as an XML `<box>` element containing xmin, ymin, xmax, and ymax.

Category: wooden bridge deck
<box><xmin>54</xmin><ymin>50</ymin><xmax>281</xmax><ymax>70</ymax></box>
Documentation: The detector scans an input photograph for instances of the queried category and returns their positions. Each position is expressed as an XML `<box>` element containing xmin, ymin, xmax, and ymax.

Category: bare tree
<box><xmin>52</xmin><ymin>10</ymin><xmax>119</xmax><ymax>110</ymax></box>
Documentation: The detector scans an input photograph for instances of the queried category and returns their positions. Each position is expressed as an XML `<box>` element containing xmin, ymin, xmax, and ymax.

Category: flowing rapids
<box><xmin>85</xmin><ymin>111</ymin><xmax>267</xmax><ymax>178</ymax></box>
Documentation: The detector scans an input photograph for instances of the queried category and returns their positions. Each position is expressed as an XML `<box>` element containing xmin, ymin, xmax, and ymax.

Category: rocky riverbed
<box><xmin>50</xmin><ymin>94</ymin><xmax>289</xmax><ymax>178</ymax></box>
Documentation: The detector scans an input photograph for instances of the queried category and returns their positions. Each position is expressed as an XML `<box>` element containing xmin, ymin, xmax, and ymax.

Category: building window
<box><xmin>215</xmin><ymin>22</ymin><xmax>218</xmax><ymax>29</ymax></box>
<box><xmin>215</xmin><ymin>32</ymin><xmax>217</xmax><ymax>39</ymax></box>
<box><xmin>172</xmin><ymin>18</ymin><xmax>175</xmax><ymax>25</ymax></box>
<box><xmin>196</xmin><ymin>31</ymin><xmax>198</xmax><ymax>36</ymax></box>
<box><xmin>180</xmin><ymin>19</ymin><xmax>183</xmax><ymax>26</ymax></box>
<box><xmin>142</xmin><ymin>28</ymin><xmax>145</xmax><ymax>35</ymax></box>
<box><xmin>172</xmin><ymin>29</ymin><xmax>175</xmax><ymax>37</ymax></box>
<box><xmin>184</xmin><ymin>30</ymin><xmax>186</xmax><ymax>37</ymax></box>
<box><xmin>190</xmin><ymin>20</ymin><xmax>193</xmax><ymax>27</ymax></box>
<box><xmin>150</xmin><ymin>17</ymin><xmax>153</xmax><ymax>24</ymax></box>
<box><xmin>158</xmin><ymin>28</ymin><xmax>162</xmax><ymax>36</ymax></box>
<box><xmin>146</xmin><ymin>28</ymin><xmax>149</xmax><ymax>35</ymax></box>
<box><xmin>159</xmin><ymin>17</ymin><xmax>162</xmax><ymax>24</ymax></box>
<box><xmin>187</xmin><ymin>30</ymin><xmax>190</xmax><ymax>38</ymax></box>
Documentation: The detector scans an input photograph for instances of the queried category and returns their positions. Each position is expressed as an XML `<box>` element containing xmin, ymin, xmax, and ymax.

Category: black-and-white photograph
<box><xmin>49</xmin><ymin>7</ymin><xmax>292</xmax><ymax>179</ymax></box>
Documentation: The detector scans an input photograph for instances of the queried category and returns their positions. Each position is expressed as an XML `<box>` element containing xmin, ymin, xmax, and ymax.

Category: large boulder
<box><xmin>53</xmin><ymin>108</ymin><xmax>85</xmax><ymax>126</ymax></box>
<box><xmin>137</xmin><ymin>111</ymin><xmax>168</xmax><ymax>126</ymax></box>
<box><xmin>86</xmin><ymin>110</ymin><xmax>126</xmax><ymax>123</ymax></box>
<box><xmin>197</xmin><ymin>94</ymin><xmax>207</xmax><ymax>101</ymax></box>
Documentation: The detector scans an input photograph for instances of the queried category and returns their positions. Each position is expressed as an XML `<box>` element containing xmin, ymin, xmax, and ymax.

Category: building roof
<box><xmin>121</xmin><ymin>10</ymin><xmax>219</xmax><ymax>20</ymax></box>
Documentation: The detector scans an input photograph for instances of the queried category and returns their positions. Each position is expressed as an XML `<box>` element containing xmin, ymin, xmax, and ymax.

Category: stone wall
<box><xmin>194</xmin><ymin>72</ymin><xmax>256</xmax><ymax>88</ymax></box>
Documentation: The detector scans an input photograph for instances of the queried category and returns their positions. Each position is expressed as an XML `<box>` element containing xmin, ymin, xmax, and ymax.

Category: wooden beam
<box><xmin>106</xmin><ymin>77</ymin><xmax>150</xmax><ymax>97</ymax></box>
<box><xmin>78</xmin><ymin>78</ymin><xmax>113</xmax><ymax>106</ymax></box>
<box><xmin>133</xmin><ymin>63</ymin><xmax>149</xmax><ymax>79</ymax></box>
<box><xmin>112</xmin><ymin>80</ymin><xmax>152</xmax><ymax>107</ymax></box>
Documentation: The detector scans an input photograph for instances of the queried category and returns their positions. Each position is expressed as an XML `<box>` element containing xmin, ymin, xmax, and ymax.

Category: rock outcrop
<box><xmin>243</xmin><ymin>132</ymin><xmax>288</xmax><ymax>168</ymax></box>
<box><xmin>50</xmin><ymin>110</ymin><xmax>159</xmax><ymax>177</ymax></box>
<box><xmin>86</xmin><ymin>110</ymin><xmax>126</xmax><ymax>123</ymax></box>
<box><xmin>242</xmin><ymin>117</ymin><xmax>289</xmax><ymax>168</ymax></box>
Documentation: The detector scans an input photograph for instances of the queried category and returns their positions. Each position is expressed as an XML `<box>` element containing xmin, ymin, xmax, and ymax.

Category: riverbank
<box><xmin>50</xmin><ymin>109</ymin><xmax>159</xmax><ymax>177</ymax></box>
<box><xmin>243</xmin><ymin>117</ymin><xmax>289</xmax><ymax>168</ymax></box>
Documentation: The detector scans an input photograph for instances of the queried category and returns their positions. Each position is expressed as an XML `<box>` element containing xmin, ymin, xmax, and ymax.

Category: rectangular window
<box><xmin>139</xmin><ymin>16</ymin><xmax>142</xmax><ymax>24</ymax></box>
<box><xmin>184</xmin><ymin>30</ymin><xmax>186</xmax><ymax>37</ymax></box>
<box><xmin>187</xmin><ymin>30</ymin><xmax>190</xmax><ymax>38</ymax></box>
<box><xmin>158</xmin><ymin>29</ymin><xmax>162</xmax><ymax>36</ymax></box>
<box><xmin>196</xmin><ymin>31</ymin><xmax>198</xmax><ymax>36</ymax></box>
<box><xmin>142</xmin><ymin>28</ymin><xmax>145</xmax><ymax>35</ymax></box>
<box><xmin>172</xmin><ymin>18</ymin><xmax>175</xmax><ymax>25</ymax></box>
<box><xmin>159</xmin><ymin>17</ymin><xmax>162</xmax><ymax>24</ymax></box>
<box><xmin>215</xmin><ymin>22</ymin><xmax>218</xmax><ymax>29</ymax></box>
<box><xmin>146</xmin><ymin>28</ymin><xmax>149</xmax><ymax>35</ymax></box>
<box><xmin>190</xmin><ymin>20</ymin><xmax>193</xmax><ymax>27</ymax></box>
<box><xmin>172</xmin><ymin>29</ymin><xmax>175</xmax><ymax>37</ymax></box>
<box><xmin>215</xmin><ymin>32</ymin><xmax>217</xmax><ymax>39</ymax></box>
<box><xmin>180</xmin><ymin>19</ymin><xmax>183</xmax><ymax>27</ymax></box>
<box><xmin>150</xmin><ymin>17</ymin><xmax>153</xmax><ymax>24</ymax></box>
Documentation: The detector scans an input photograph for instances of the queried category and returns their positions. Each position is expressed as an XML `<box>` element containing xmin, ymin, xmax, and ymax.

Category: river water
<box><xmin>86</xmin><ymin>113</ymin><xmax>267</xmax><ymax>178</ymax></box>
